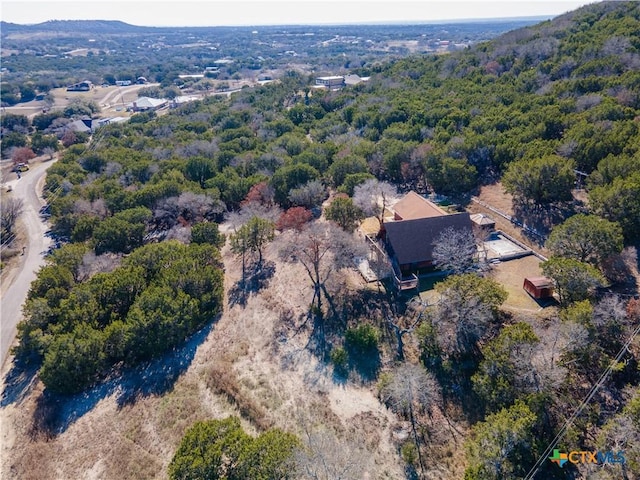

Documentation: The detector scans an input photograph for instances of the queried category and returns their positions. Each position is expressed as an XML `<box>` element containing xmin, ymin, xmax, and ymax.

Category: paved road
<box><xmin>1</xmin><ymin>160</ymin><xmax>55</xmax><ymax>365</ymax></box>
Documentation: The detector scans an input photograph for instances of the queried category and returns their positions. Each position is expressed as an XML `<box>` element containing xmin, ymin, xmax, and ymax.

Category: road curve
<box><xmin>1</xmin><ymin>160</ymin><xmax>56</xmax><ymax>365</ymax></box>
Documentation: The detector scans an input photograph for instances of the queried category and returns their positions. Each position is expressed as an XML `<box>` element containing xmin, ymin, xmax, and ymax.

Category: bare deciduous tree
<box><xmin>294</xmin><ymin>429</ymin><xmax>373</xmax><ymax>480</ymax></box>
<box><xmin>77</xmin><ymin>251</ymin><xmax>122</xmax><ymax>281</ymax></box>
<box><xmin>432</xmin><ymin>226</ymin><xmax>478</xmax><ymax>274</ymax></box>
<box><xmin>434</xmin><ymin>296</ymin><xmax>492</xmax><ymax>358</ymax></box>
<box><xmin>386</xmin><ymin>297</ymin><xmax>428</xmax><ymax>361</ymax></box>
<box><xmin>154</xmin><ymin>192</ymin><xmax>224</xmax><ymax>230</ymax></box>
<box><xmin>595</xmin><ymin>389</ymin><xmax>640</xmax><ymax>480</ymax></box>
<box><xmin>353</xmin><ymin>179</ymin><xmax>399</xmax><ymax>229</ymax></box>
<box><xmin>431</xmin><ymin>275</ymin><xmax>506</xmax><ymax>358</ymax></box>
<box><xmin>593</xmin><ymin>294</ymin><xmax>628</xmax><ymax>329</ymax></box>
<box><xmin>165</xmin><ymin>225</ymin><xmax>192</xmax><ymax>244</ymax></box>
<box><xmin>73</xmin><ymin>198</ymin><xmax>108</xmax><ymax>218</ymax></box>
<box><xmin>41</xmin><ymin>147</ymin><xmax>56</xmax><ymax>161</ymax></box>
<box><xmin>288</xmin><ymin>179</ymin><xmax>328</xmax><ymax>210</ymax></box>
<box><xmin>226</xmin><ymin>202</ymin><xmax>282</xmax><ymax>230</ymax></box>
<box><xmin>279</xmin><ymin>222</ymin><xmax>365</xmax><ymax>322</ymax></box>
<box><xmin>380</xmin><ymin>363</ymin><xmax>440</xmax><ymax>476</ymax></box>
<box><xmin>1</xmin><ymin>197</ymin><xmax>24</xmax><ymax>242</ymax></box>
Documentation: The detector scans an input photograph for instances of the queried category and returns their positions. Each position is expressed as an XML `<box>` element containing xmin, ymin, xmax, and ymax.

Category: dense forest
<box><xmin>4</xmin><ymin>2</ymin><xmax>640</xmax><ymax>479</ymax></box>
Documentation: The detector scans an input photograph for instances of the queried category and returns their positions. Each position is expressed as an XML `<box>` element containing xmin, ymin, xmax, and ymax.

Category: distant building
<box><xmin>66</xmin><ymin>118</ymin><xmax>93</xmax><ymax>133</ymax></box>
<box><xmin>314</xmin><ymin>74</ymin><xmax>369</xmax><ymax>90</ymax></box>
<box><xmin>65</xmin><ymin>116</ymin><xmax>129</xmax><ymax>134</ymax></box>
<box><xmin>315</xmin><ymin>76</ymin><xmax>345</xmax><ymax>89</ymax></box>
<box><xmin>66</xmin><ymin>80</ymin><xmax>92</xmax><ymax>92</ymax></box>
<box><xmin>127</xmin><ymin>96</ymin><xmax>167</xmax><ymax>112</ymax></box>
<box><xmin>344</xmin><ymin>74</ymin><xmax>364</xmax><ymax>86</ymax></box>
<box><xmin>171</xmin><ymin>95</ymin><xmax>199</xmax><ymax>108</ymax></box>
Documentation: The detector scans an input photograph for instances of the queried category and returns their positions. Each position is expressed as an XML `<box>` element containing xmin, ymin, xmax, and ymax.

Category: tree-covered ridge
<box><xmin>8</xmin><ymin>4</ymin><xmax>640</xmax><ymax>478</ymax></box>
<box><xmin>31</xmin><ymin>3</ymin><xmax>640</xmax><ymax>235</ymax></box>
<box><xmin>18</xmin><ymin>241</ymin><xmax>224</xmax><ymax>394</ymax></box>
<box><xmin>14</xmin><ymin>0</ymin><xmax>638</xmax><ymax>385</ymax></box>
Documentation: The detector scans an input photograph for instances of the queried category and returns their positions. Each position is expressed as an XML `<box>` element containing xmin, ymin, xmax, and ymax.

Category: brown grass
<box><xmin>1</xmin><ymin>234</ymin><xmax>409</xmax><ymax>479</ymax></box>
<box><xmin>205</xmin><ymin>362</ymin><xmax>273</xmax><ymax>431</ymax></box>
<box><xmin>469</xmin><ymin>182</ymin><xmax>551</xmax><ymax>255</ymax></box>
<box><xmin>0</xmin><ymin>219</ymin><xmax>27</xmax><ymax>295</ymax></box>
<box><xmin>488</xmin><ymin>255</ymin><xmax>548</xmax><ymax>312</ymax></box>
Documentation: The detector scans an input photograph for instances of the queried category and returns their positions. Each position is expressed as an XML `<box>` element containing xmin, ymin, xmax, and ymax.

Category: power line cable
<box><xmin>524</xmin><ymin>320</ymin><xmax>640</xmax><ymax>480</ymax></box>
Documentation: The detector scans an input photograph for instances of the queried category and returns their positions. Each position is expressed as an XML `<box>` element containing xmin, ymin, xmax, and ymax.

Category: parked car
<box><xmin>12</xmin><ymin>163</ymin><xmax>29</xmax><ymax>172</ymax></box>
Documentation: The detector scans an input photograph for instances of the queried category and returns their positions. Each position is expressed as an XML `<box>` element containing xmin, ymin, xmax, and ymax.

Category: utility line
<box><xmin>524</xmin><ymin>320</ymin><xmax>640</xmax><ymax>480</ymax></box>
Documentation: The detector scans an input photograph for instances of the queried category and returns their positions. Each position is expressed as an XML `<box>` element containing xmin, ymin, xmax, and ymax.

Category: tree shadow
<box><xmin>331</xmin><ymin>363</ymin><xmax>349</xmax><ymax>385</ymax></box>
<box><xmin>0</xmin><ymin>359</ymin><xmax>39</xmax><ymax>407</ymax></box>
<box><xmin>28</xmin><ymin>321</ymin><xmax>215</xmax><ymax>438</ymax></box>
<box><xmin>276</xmin><ymin>287</ymin><xmax>387</xmax><ymax>387</ymax></box>
<box><xmin>512</xmin><ymin>202</ymin><xmax>576</xmax><ymax>246</ymax></box>
<box><xmin>347</xmin><ymin>349</ymin><xmax>381</xmax><ymax>384</ymax></box>
<box><xmin>329</xmin><ymin>348</ymin><xmax>381</xmax><ymax>386</ymax></box>
<box><xmin>437</xmin><ymin>356</ymin><xmax>486</xmax><ymax>424</ymax></box>
<box><xmin>228</xmin><ymin>261</ymin><xmax>276</xmax><ymax>308</ymax></box>
<box><xmin>601</xmin><ymin>249</ymin><xmax>639</xmax><ymax>293</ymax></box>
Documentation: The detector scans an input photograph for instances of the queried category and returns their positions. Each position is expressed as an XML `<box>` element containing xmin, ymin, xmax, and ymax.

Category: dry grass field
<box><xmin>0</xmin><ymin>237</ymin><xmax>415</xmax><ymax>480</ymax></box>
<box><xmin>487</xmin><ymin>255</ymin><xmax>549</xmax><ymax>312</ymax></box>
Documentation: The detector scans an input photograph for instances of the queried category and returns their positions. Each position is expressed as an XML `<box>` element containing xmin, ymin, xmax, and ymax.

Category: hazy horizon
<box><xmin>2</xmin><ymin>1</ymin><xmax>595</xmax><ymax>28</ymax></box>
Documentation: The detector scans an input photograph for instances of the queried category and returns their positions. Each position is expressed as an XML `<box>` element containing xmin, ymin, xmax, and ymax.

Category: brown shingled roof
<box><xmin>392</xmin><ymin>191</ymin><xmax>447</xmax><ymax>220</ymax></box>
<box><xmin>524</xmin><ymin>276</ymin><xmax>553</xmax><ymax>288</ymax></box>
<box><xmin>384</xmin><ymin>212</ymin><xmax>473</xmax><ymax>266</ymax></box>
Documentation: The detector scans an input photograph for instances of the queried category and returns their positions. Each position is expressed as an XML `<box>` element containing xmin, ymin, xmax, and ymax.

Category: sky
<box><xmin>2</xmin><ymin>0</ymin><xmax>596</xmax><ymax>27</ymax></box>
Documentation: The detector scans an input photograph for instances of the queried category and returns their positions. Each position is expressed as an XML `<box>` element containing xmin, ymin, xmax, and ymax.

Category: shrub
<box><xmin>330</xmin><ymin>346</ymin><xmax>349</xmax><ymax>375</ymax></box>
<box><xmin>345</xmin><ymin>324</ymin><xmax>379</xmax><ymax>356</ymax></box>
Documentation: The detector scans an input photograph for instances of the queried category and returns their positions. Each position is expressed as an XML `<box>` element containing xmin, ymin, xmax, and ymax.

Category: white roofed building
<box><xmin>127</xmin><ymin>97</ymin><xmax>168</xmax><ymax>112</ymax></box>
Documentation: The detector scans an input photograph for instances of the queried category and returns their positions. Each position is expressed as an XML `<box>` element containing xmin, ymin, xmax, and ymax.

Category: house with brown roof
<box><xmin>392</xmin><ymin>191</ymin><xmax>448</xmax><ymax>220</ymax></box>
<box><xmin>384</xmin><ymin>212</ymin><xmax>473</xmax><ymax>275</ymax></box>
<box><xmin>371</xmin><ymin>191</ymin><xmax>473</xmax><ymax>290</ymax></box>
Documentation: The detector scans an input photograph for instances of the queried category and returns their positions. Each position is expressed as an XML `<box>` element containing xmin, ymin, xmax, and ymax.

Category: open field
<box><xmin>2</xmin><ymin>78</ymin><xmax>262</xmax><ymax>120</ymax></box>
<box><xmin>1</xmin><ymin>84</ymin><xmax>153</xmax><ymax>119</ymax></box>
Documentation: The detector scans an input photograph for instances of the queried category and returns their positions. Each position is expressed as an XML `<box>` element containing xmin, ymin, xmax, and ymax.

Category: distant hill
<box><xmin>0</xmin><ymin>19</ymin><xmax>154</xmax><ymax>36</ymax></box>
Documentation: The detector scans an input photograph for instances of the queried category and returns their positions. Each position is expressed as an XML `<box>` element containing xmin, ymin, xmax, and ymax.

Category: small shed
<box><xmin>523</xmin><ymin>276</ymin><xmax>554</xmax><ymax>299</ymax></box>
<box><xmin>470</xmin><ymin>213</ymin><xmax>496</xmax><ymax>235</ymax></box>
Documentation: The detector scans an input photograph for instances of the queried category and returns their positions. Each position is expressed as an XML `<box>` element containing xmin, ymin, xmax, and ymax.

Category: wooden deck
<box><xmin>394</xmin><ymin>272</ymin><xmax>419</xmax><ymax>291</ymax></box>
